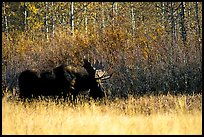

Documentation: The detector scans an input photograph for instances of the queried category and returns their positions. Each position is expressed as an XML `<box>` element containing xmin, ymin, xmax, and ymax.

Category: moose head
<box><xmin>65</xmin><ymin>59</ymin><xmax>112</xmax><ymax>100</ymax></box>
<box><xmin>82</xmin><ymin>59</ymin><xmax>112</xmax><ymax>99</ymax></box>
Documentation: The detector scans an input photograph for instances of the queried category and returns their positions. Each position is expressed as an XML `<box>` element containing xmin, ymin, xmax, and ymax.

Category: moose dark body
<box><xmin>18</xmin><ymin>65</ymin><xmax>71</xmax><ymax>100</ymax></box>
<box><xmin>18</xmin><ymin>59</ymin><xmax>111</xmax><ymax>101</ymax></box>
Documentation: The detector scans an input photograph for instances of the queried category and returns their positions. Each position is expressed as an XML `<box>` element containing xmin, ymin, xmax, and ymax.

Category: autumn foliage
<box><xmin>2</xmin><ymin>2</ymin><xmax>202</xmax><ymax>98</ymax></box>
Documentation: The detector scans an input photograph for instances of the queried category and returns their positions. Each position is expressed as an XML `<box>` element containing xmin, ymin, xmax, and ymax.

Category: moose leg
<box><xmin>69</xmin><ymin>88</ymin><xmax>78</xmax><ymax>104</ymax></box>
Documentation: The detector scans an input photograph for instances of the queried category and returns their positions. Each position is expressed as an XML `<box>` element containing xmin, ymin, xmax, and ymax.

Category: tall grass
<box><xmin>2</xmin><ymin>93</ymin><xmax>202</xmax><ymax>135</ymax></box>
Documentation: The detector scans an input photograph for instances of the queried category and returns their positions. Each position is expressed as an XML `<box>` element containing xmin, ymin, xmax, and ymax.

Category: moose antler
<box><xmin>83</xmin><ymin>59</ymin><xmax>113</xmax><ymax>81</ymax></box>
<box><xmin>95</xmin><ymin>72</ymin><xmax>113</xmax><ymax>80</ymax></box>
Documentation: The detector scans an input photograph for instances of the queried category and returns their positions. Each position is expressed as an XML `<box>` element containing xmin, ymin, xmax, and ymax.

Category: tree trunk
<box><xmin>131</xmin><ymin>3</ymin><xmax>135</xmax><ymax>37</ymax></box>
<box><xmin>70</xmin><ymin>2</ymin><xmax>74</xmax><ymax>35</ymax></box>
<box><xmin>170</xmin><ymin>2</ymin><xmax>176</xmax><ymax>45</ymax></box>
<box><xmin>3</xmin><ymin>2</ymin><xmax>9</xmax><ymax>40</ymax></box>
<box><xmin>51</xmin><ymin>2</ymin><xmax>55</xmax><ymax>37</ymax></box>
<box><xmin>44</xmin><ymin>2</ymin><xmax>49</xmax><ymax>40</ymax></box>
<box><xmin>195</xmin><ymin>2</ymin><xmax>201</xmax><ymax>47</ymax></box>
<box><xmin>180</xmin><ymin>2</ymin><xmax>187</xmax><ymax>47</ymax></box>
<box><xmin>101</xmin><ymin>2</ymin><xmax>105</xmax><ymax>32</ymax></box>
<box><xmin>112</xmin><ymin>2</ymin><xmax>117</xmax><ymax>29</ymax></box>
<box><xmin>84</xmin><ymin>3</ymin><xmax>87</xmax><ymax>34</ymax></box>
<box><xmin>24</xmin><ymin>2</ymin><xmax>27</xmax><ymax>30</ymax></box>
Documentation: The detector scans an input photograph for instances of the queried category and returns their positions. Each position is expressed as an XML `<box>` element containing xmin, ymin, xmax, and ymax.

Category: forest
<box><xmin>2</xmin><ymin>2</ymin><xmax>202</xmax><ymax>98</ymax></box>
<box><xmin>2</xmin><ymin>2</ymin><xmax>202</xmax><ymax>135</ymax></box>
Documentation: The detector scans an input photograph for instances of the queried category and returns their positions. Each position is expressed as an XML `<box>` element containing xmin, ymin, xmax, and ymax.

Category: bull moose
<box><xmin>18</xmin><ymin>59</ymin><xmax>111</xmax><ymax>101</ymax></box>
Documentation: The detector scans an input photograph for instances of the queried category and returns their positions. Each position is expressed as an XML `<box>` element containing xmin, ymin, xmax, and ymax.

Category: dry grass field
<box><xmin>2</xmin><ymin>93</ymin><xmax>202</xmax><ymax>135</ymax></box>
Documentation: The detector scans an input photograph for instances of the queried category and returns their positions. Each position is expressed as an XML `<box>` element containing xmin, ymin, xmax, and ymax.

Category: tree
<box><xmin>195</xmin><ymin>2</ymin><xmax>201</xmax><ymax>47</ymax></box>
<box><xmin>2</xmin><ymin>2</ymin><xmax>9</xmax><ymax>40</ymax></box>
<box><xmin>130</xmin><ymin>2</ymin><xmax>136</xmax><ymax>37</ymax></box>
<box><xmin>70</xmin><ymin>2</ymin><xmax>74</xmax><ymax>35</ymax></box>
<box><xmin>179</xmin><ymin>2</ymin><xmax>187</xmax><ymax>47</ymax></box>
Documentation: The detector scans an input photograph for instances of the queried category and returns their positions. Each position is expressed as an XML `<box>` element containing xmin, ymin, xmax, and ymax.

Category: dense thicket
<box><xmin>2</xmin><ymin>2</ymin><xmax>202</xmax><ymax>98</ymax></box>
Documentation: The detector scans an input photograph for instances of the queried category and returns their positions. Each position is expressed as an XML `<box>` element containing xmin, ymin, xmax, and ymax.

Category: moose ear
<box><xmin>83</xmin><ymin>59</ymin><xmax>96</xmax><ymax>77</ymax></box>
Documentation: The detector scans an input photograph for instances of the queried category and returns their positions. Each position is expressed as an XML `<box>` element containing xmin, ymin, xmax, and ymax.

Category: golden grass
<box><xmin>2</xmin><ymin>94</ymin><xmax>202</xmax><ymax>135</ymax></box>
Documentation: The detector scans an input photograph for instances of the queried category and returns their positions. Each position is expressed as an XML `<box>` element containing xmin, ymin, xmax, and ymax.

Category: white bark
<box><xmin>24</xmin><ymin>2</ymin><xmax>27</xmax><ymax>30</ymax></box>
<box><xmin>112</xmin><ymin>2</ymin><xmax>117</xmax><ymax>26</ymax></box>
<box><xmin>3</xmin><ymin>2</ymin><xmax>9</xmax><ymax>40</ymax></box>
<box><xmin>84</xmin><ymin>3</ymin><xmax>87</xmax><ymax>34</ymax></box>
<box><xmin>70</xmin><ymin>2</ymin><xmax>74</xmax><ymax>35</ymax></box>
<box><xmin>45</xmin><ymin>2</ymin><xmax>49</xmax><ymax>40</ymax></box>
<box><xmin>131</xmin><ymin>3</ymin><xmax>135</xmax><ymax>37</ymax></box>
<box><xmin>101</xmin><ymin>2</ymin><xmax>105</xmax><ymax>30</ymax></box>
<box><xmin>52</xmin><ymin>2</ymin><xmax>55</xmax><ymax>37</ymax></box>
